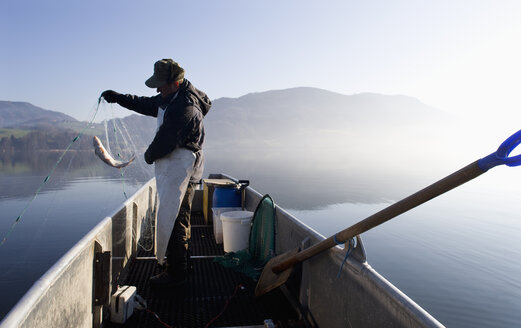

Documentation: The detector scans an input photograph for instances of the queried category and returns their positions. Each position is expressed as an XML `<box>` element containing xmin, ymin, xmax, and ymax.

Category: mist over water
<box><xmin>204</xmin><ymin>115</ymin><xmax>515</xmax><ymax>209</ymax></box>
<box><xmin>1</xmin><ymin>102</ymin><xmax>521</xmax><ymax>326</ymax></box>
<box><xmin>202</xmin><ymin>120</ymin><xmax>521</xmax><ymax>327</ymax></box>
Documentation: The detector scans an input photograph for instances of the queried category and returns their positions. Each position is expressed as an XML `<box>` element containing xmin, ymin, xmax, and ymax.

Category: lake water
<box><xmin>1</xmin><ymin>148</ymin><xmax>521</xmax><ymax>327</ymax></box>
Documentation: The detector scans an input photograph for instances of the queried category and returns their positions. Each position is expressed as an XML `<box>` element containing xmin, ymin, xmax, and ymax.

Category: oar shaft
<box><xmin>273</xmin><ymin>160</ymin><xmax>485</xmax><ymax>273</ymax></box>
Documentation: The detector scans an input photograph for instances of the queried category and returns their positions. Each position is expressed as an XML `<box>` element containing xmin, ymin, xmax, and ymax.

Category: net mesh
<box><xmin>214</xmin><ymin>194</ymin><xmax>275</xmax><ymax>280</ymax></box>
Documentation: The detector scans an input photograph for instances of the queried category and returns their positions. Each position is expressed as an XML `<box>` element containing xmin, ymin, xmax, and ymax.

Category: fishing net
<box><xmin>214</xmin><ymin>194</ymin><xmax>276</xmax><ymax>280</ymax></box>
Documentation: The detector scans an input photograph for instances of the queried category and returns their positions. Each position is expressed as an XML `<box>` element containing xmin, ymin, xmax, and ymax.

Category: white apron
<box><xmin>154</xmin><ymin>102</ymin><xmax>196</xmax><ymax>264</ymax></box>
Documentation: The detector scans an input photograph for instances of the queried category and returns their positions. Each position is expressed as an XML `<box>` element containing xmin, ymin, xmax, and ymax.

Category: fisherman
<box><xmin>101</xmin><ymin>59</ymin><xmax>211</xmax><ymax>286</ymax></box>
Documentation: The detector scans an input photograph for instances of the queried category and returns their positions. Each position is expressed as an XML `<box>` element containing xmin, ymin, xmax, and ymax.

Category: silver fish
<box><xmin>93</xmin><ymin>136</ymin><xmax>135</xmax><ymax>168</ymax></box>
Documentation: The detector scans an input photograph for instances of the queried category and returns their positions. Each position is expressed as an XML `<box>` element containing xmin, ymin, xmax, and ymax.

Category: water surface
<box><xmin>1</xmin><ymin>149</ymin><xmax>520</xmax><ymax>327</ymax></box>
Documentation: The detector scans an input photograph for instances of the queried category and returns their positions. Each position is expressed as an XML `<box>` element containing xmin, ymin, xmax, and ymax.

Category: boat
<box><xmin>0</xmin><ymin>174</ymin><xmax>444</xmax><ymax>327</ymax></box>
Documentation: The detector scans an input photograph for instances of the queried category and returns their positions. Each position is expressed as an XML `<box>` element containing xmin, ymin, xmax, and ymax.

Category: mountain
<box><xmin>2</xmin><ymin>88</ymin><xmax>458</xmax><ymax>208</ymax></box>
<box><xmin>209</xmin><ymin>87</ymin><xmax>444</xmax><ymax>126</ymax></box>
<box><xmin>0</xmin><ymin>101</ymin><xmax>77</xmax><ymax>129</ymax></box>
<box><xmin>203</xmin><ymin>87</ymin><xmax>451</xmax><ymax>149</ymax></box>
<box><xmin>0</xmin><ymin>99</ymin><xmax>155</xmax><ymax>152</ymax></box>
<box><xmin>105</xmin><ymin>114</ymin><xmax>156</xmax><ymax>149</ymax></box>
<box><xmin>1</xmin><ymin>88</ymin><xmax>452</xmax><ymax>154</ymax></box>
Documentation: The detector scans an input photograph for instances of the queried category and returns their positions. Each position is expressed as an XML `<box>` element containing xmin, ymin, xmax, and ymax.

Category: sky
<box><xmin>2</xmin><ymin>0</ymin><xmax>521</xmax><ymax>133</ymax></box>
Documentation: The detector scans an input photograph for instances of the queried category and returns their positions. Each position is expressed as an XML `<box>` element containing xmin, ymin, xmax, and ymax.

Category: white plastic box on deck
<box><xmin>110</xmin><ymin>285</ymin><xmax>137</xmax><ymax>324</ymax></box>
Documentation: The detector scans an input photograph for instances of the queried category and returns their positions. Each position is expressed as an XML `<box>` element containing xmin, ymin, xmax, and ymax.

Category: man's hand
<box><xmin>101</xmin><ymin>90</ymin><xmax>121</xmax><ymax>103</ymax></box>
<box><xmin>144</xmin><ymin>150</ymin><xmax>154</xmax><ymax>165</ymax></box>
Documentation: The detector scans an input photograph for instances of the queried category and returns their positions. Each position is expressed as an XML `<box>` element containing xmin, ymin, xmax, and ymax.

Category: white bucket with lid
<box><xmin>220</xmin><ymin>210</ymin><xmax>253</xmax><ymax>252</ymax></box>
<box><xmin>211</xmin><ymin>207</ymin><xmax>242</xmax><ymax>244</ymax></box>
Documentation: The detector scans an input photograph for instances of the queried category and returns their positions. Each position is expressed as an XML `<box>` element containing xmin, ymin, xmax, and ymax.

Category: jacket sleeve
<box><xmin>116</xmin><ymin>94</ymin><xmax>160</xmax><ymax>117</ymax></box>
<box><xmin>145</xmin><ymin>103</ymin><xmax>201</xmax><ymax>162</ymax></box>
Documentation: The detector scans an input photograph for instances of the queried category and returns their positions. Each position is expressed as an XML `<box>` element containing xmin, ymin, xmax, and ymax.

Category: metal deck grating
<box><xmin>191</xmin><ymin>226</ymin><xmax>224</xmax><ymax>256</ymax></box>
<box><xmin>107</xmin><ymin>212</ymin><xmax>300</xmax><ymax>327</ymax></box>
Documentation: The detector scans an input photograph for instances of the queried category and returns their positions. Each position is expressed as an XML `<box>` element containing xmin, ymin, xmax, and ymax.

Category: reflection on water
<box><xmin>0</xmin><ymin>177</ymin><xmax>145</xmax><ymax>319</ymax></box>
<box><xmin>1</xmin><ymin>146</ymin><xmax>520</xmax><ymax>327</ymax></box>
<box><xmin>206</xmin><ymin>146</ymin><xmax>521</xmax><ymax>328</ymax></box>
<box><xmin>204</xmin><ymin>147</ymin><xmax>449</xmax><ymax>210</ymax></box>
<box><xmin>290</xmin><ymin>186</ymin><xmax>521</xmax><ymax>328</ymax></box>
<box><xmin>0</xmin><ymin>149</ymin><xmax>154</xmax><ymax>319</ymax></box>
<box><xmin>0</xmin><ymin>150</ymin><xmax>153</xmax><ymax>199</ymax></box>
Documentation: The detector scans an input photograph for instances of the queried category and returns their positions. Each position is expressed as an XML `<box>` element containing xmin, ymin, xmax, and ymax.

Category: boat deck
<box><xmin>106</xmin><ymin>212</ymin><xmax>300</xmax><ymax>328</ymax></box>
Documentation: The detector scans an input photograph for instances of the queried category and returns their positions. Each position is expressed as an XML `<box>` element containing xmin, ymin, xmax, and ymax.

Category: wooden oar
<box><xmin>255</xmin><ymin>129</ymin><xmax>521</xmax><ymax>297</ymax></box>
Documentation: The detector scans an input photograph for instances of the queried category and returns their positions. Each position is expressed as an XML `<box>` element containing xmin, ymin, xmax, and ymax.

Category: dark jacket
<box><xmin>115</xmin><ymin>80</ymin><xmax>211</xmax><ymax>163</ymax></box>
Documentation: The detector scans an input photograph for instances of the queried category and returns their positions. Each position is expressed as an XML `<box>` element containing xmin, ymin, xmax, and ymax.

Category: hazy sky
<box><xmin>2</xmin><ymin>0</ymin><xmax>521</xmax><ymax>131</ymax></box>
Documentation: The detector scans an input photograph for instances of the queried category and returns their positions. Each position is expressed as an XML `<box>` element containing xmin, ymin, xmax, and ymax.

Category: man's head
<box><xmin>145</xmin><ymin>59</ymin><xmax>185</xmax><ymax>97</ymax></box>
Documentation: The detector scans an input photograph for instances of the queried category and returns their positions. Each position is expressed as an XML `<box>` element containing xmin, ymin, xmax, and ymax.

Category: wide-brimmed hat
<box><xmin>145</xmin><ymin>59</ymin><xmax>185</xmax><ymax>88</ymax></box>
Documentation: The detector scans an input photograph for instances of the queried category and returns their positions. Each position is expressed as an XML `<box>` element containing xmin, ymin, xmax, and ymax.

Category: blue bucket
<box><xmin>212</xmin><ymin>186</ymin><xmax>241</xmax><ymax>208</ymax></box>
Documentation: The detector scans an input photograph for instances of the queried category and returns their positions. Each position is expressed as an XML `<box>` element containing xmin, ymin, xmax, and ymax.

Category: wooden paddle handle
<box><xmin>272</xmin><ymin>160</ymin><xmax>485</xmax><ymax>273</ymax></box>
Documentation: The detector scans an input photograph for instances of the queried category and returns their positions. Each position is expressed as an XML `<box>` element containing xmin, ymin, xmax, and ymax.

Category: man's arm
<box><xmin>116</xmin><ymin>94</ymin><xmax>161</xmax><ymax>117</ymax></box>
<box><xmin>101</xmin><ymin>90</ymin><xmax>160</xmax><ymax>117</ymax></box>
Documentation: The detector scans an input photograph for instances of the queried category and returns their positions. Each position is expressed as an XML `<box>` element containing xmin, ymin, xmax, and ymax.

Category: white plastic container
<box><xmin>212</xmin><ymin>207</ymin><xmax>242</xmax><ymax>244</ymax></box>
<box><xmin>110</xmin><ymin>285</ymin><xmax>137</xmax><ymax>324</ymax></box>
<box><xmin>220</xmin><ymin>210</ymin><xmax>253</xmax><ymax>252</ymax></box>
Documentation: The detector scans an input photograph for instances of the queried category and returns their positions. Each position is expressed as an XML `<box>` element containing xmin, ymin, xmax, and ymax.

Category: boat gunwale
<box><xmin>1</xmin><ymin>175</ymin><xmax>444</xmax><ymax>327</ymax></box>
<box><xmin>0</xmin><ymin>179</ymin><xmax>156</xmax><ymax>327</ymax></box>
<box><xmin>219</xmin><ymin>173</ymin><xmax>443</xmax><ymax>327</ymax></box>
<box><xmin>275</xmin><ymin>200</ymin><xmax>444</xmax><ymax>327</ymax></box>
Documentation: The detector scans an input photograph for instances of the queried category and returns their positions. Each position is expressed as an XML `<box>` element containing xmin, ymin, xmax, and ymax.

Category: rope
<box><xmin>205</xmin><ymin>283</ymin><xmax>244</xmax><ymax>328</ymax></box>
<box><xmin>144</xmin><ymin>308</ymin><xmax>173</xmax><ymax>328</ymax></box>
<box><xmin>108</xmin><ymin>106</ymin><xmax>128</xmax><ymax>199</ymax></box>
<box><xmin>0</xmin><ymin>99</ymin><xmax>102</xmax><ymax>247</ymax></box>
<box><xmin>107</xmin><ymin>104</ymin><xmax>156</xmax><ymax>249</ymax></box>
<box><xmin>335</xmin><ymin>235</ymin><xmax>355</xmax><ymax>279</ymax></box>
<box><xmin>131</xmin><ymin>214</ymin><xmax>154</xmax><ymax>252</ymax></box>
<box><xmin>105</xmin><ymin>103</ymin><xmax>154</xmax><ymax>251</ymax></box>
<box><xmin>132</xmin><ymin>292</ymin><xmax>172</xmax><ymax>328</ymax></box>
